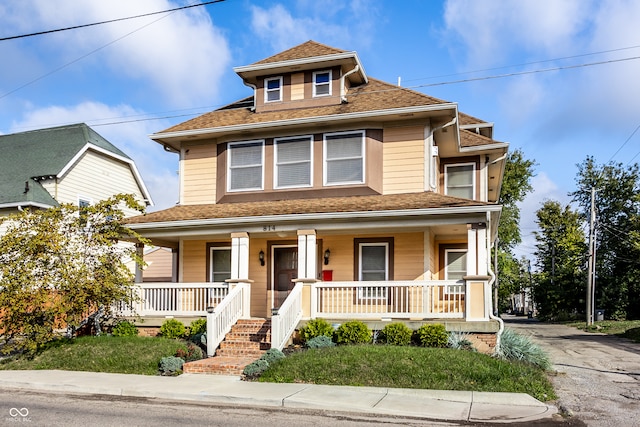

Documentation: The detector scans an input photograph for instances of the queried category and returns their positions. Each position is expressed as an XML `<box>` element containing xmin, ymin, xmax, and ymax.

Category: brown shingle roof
<box><xmin>460</xmin><ymin>129</ymin><xmax>504</xmax><ymax>147</ymax></box>
<box><xmin>459</xmin><ymin>112</ymin><xmax>486</xmax><ymax>126</ymax></box>
<box><xmin>253</xmin><ymin>40</ymin><xmax>347</xmax><ymax>65</ymax></box>
<box><xmin>127</xmin><ymin>192</ymin><xmax>491</xmax><ymax>225</ymax></box>
<box><xmin>158</xmin><ymin>78</ymin><xmax>451</xmax><ymax>134</ymax></box>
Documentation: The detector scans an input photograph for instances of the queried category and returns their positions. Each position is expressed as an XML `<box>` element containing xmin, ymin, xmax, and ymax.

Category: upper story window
<box><xmin>228</xmin><ymin>140</ymin><xmax>264</xmax><ymax>192</ymax></box>
<box><xmin>264</xmin><ymin>77</ymin><xmax>282</xmax><ymax>103</ymax></box>
<box><xmin>323</xmin><ymin>131</ymin><xmax>365</xmax><ymax>186</ymax></box>
<box><xmin>445</xmin><ymin>163</ymin><xmax>475</xmax><ymax>199</ymax></box>
<box><xmin>274</xmin><ymin>135</ymin><xmax>313</xmax><ymax>188</ymax></box>
<box><xmin>313</xmin><ymin>70</ymin><xmax>331</xmax><ymax>97</ymax></box>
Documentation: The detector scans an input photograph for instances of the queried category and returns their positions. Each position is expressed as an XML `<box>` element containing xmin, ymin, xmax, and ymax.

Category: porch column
<box><xmin>134</xmin><ymin>243</ymin><xmax>144</xmax><ymax>283</ymax></box>
<box><xmin>466</xmin><ymin>223</ymin><xmax>488</xmax><ymax>276</ymax></box>
<box><xmin>465</xmin><ymin>223</ymin><xmax>490</xmax><ymax>320</ymax></box>
<box><xmin>297</xmin><ymin>229</ymin><xmax>317</xmax><ymax>319</ymax></box>
<box><xmin>230</xmin><ymin>232</ymin><xmax>251</xmax><ymax>318</ymax></box>
<box><xmin>171</xmin><ymin>248</ymin><xmax>179</xmax><ymax>283</ymax></box>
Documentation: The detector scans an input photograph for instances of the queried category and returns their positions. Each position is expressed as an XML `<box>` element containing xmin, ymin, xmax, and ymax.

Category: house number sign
<box><xmin>263</xmin><ymin>225</ymin><xmax>276</xmax><ymax>231</ymax></box>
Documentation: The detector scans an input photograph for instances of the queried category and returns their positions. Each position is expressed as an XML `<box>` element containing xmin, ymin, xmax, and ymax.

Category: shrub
<box><xmin>188</xmin><ymin>318</ymin><xmax>207</xmax><ymax>337</ymax></box>
<box><xmin>378</xmin><ymin>322</ymin><xmax>412</xmax><ymax>346</ymax></box>
<box><xmin>305</xmin><ymin>335</ymin><xmax>336</xmax><ymax>349</ymax></box>
<box><xmin>334</xmin><ymin>320</ymin><xmax>371</xmax><ymax>345</ymax></box>
<box><xmin>260</xmin><ymin>348</ymin><xmax>285</xmax><ymax>364</ymax></box>
<box><xmin>111</xmin><ymin>320</ymin><xmax>138</xmax><ymax>337</ymax></box>
<box><xmin>495</xmin><ymin>328</ymin><xmax>551</xmax><ymax>370</ymax></box>
<box><xmin>158</xmin><ymin>356</ymin><xmax>184</xmax><ymax>376</ymax></box>
<box><xmin>159</xmin><ymin>319</ymin><xmax>186</xmax><ymax>339</ymax></box>
<box><xmin>448</xmin><ymin>331</ymin><xmax>476</xmax><ymax>351</ymax></box>
<box><xmin>299</xmin><ymin>318</ymin><xmax>334</xmax><ymax>343</ymax></box>
<box><xmin>243</xmin><ymin>359</ymin><xmax>269</xmax><ymax>377</ymax></box>
<box><xmin>416</xmin><ymin>323</ymin><xmax>448</xmax><ymax>348</ymax></box>
<box><xmin>175</xmin><ymin>342</ymin><xmax>204</xmax><ymax>362</ymax></box>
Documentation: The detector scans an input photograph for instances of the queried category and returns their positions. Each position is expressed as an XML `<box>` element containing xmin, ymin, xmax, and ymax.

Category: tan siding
<box><xmin>383</xmin><ymin>126</ymin><xmax>425</xmax><ymax>194</ymax></box>
<box><xmin>181</xmin><ymin>240</ymin><xmax>207</xmax><ymax>282</ymax></box>
<box><xmin>182</xmin><ymin>144</ymin><xmax>217</xmax><ymax>205</ymax></box>
<box><xmin>394</xmin><ymin>233</ymin><xmax>425</xmax><ymax>280</ymax></box>
<box><xmin>320</xmin><ymin>235</ymin><xmax>354</xmax><ymax>281</ymax></box>
<box><xmin>142</xmin><ymin>248</ymin><xmax>173</xmax><ymax>281</ymax></box>
<box><xmin>290</xmin><ymin>73</ymin><xmax>304</xmax><ymax>101</ymax></box>
<box><xmin>249</xmin><ymin>238</ymin><xmax>268</xmax><ymax>317</ymax></box>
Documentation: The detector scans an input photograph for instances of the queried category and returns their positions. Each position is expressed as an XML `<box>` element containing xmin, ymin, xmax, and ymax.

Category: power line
<box><xmin>608</xmin><ymin>123</ymin><xmax>640</xmax><ymax>163</ymax></box>
<box><xmin>0</xmin><ymin>0</ymin><xmax>225</xmax><ymax>42</ymax></box>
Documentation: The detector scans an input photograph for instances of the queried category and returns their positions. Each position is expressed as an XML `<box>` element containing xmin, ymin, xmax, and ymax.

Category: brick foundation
<box><xmin>468</xmin><ymin>332</ymin><xmax>497</xmax><ymax>354</ymax></box>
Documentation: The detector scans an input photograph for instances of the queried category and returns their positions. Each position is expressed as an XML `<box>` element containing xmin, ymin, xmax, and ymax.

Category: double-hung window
<box><xmin>227</xmin><ymin>140</ymin><xmax>264</xmax><ymax>192</ymax></box>
<box><xmin>356</xmin><ymin>238</ymin><xmax>393</xmax><ymax>300</ymax></box>
<box><xmin>324</xmin><ymin>131</ymin><xmax>365</xmax><ymax>185</ymax></box>
<box><xmin>264</xmin><ymin>77</ymin><xmax>282</xmax><ymax>102</ymax></box>
<box><xmin>209</xmin><ymin>247</ymin><xmax>231</xmax><ymax>283</ymax></box>
<box><xmin>445</xmin><ymin>249</ymin><xmax>467</xmax><ymax>281</ymax></box>
<box><xmin>274</xmin><ymin>135</ymin><xmax>312</xmax><ymax>188</ymax></box>
<box><xmin>445</xmin><ymin>163</ymin><xmax>475</xmax><ymax>199</ymax></box>
<box><xmin>313</xmin><ymin>70</ymin><xmax>331</xmax><ymax>97</ymax></box>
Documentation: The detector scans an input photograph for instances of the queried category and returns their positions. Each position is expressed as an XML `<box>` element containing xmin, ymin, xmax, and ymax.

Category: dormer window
<box><xmin>264</xmin><ymin>77</ymin><xmax>282</xmax><ymax>102</ymax></box>
<box><xmin>445</xmin><ymin>163</ymin><xmax>475</xmax><ymax>199</ymax></box>
<box><xmin>313</xmin><ymin>70</ymin><xmax>331</xmax><ymax>97</ymax></box>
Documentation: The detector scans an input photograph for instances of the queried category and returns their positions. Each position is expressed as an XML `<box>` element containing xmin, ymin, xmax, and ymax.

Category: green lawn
<box><xmin>259</xmin><ymin>345</ymin><xmax>556</xmax><ymax>402</ymax></box>
<box><xmin>0</xmin><ymin>336</ymin><xmax>187</xmax><ymax>375</ymax></box>
<box><xmin>567</xmin><ymin>319</ymin><xmax>640</xmax><ymax>343</ymax></box>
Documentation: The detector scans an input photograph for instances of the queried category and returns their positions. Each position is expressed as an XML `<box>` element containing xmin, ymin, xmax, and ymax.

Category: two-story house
<box><xmin>126</xmin><ymin>41</ymin><xmax>508</xmax><ymax>370</ymax></box>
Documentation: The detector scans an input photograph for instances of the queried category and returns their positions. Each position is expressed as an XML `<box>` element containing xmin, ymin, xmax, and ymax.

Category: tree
<box><xmin>572</xmin><ymin>157</ymin><xmax>640</xmax><ymax>319</ymax></box>
<box><xmin>532</xmin><ymin>200</ymin><xmax>587</xmax><ymax>320</ymax></box>
<box><xmin>0</xmin><ymin>194</ymin><xmax>148</xmax><ymax>355</ymax></box>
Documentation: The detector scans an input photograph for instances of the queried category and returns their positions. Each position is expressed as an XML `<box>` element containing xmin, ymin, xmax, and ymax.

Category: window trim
<box><xmin>323</xmin><ymin>130</ymin><xmax>366</xmax><ymax>186</ymax></box>
<box><xmin>207</xmin><ymin>245</ymin><xmax>232</xmax><ymax>284</ymax></box>
<box><xmin>444</xmin><ymin>248</ymin><xmax>467</xmax><ymax>295</ymax></box>
<box><xmin>273</xmin><ymin>135</ymin><xmax>313</xmax><ymax>189</ymax></box>
<box><xmin>312</xmin><ymin>70</ymin><xmax>332</xmax><ymax>97</ymax></box>
<box><xmin>444</xmin><ymin>162</ymin><xmax>476</xmax><ymax>199</ymax></box>
<box><xmin>227</xmin><ymin>139</ymin><xmax>265</xmax><ymax>192</ymax></box>
<box><xmin>264</xmin><ymin>76</ymin><xmax>283</xmax><ymax>103</ymax></box>
<box><xmin>354</xmin><ymin>237</ymin><xmax>394</xmax><ymax>301</ymax></box>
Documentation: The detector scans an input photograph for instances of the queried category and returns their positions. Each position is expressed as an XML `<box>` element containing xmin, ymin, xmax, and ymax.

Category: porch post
<box><xmin>465</xmin><ymin>223</ymin><xmax>490</xmax><ymax>320</ymax></box>
<box><xmin>134</xmin><ymin>243</ymin><xmax>144</xmax><ymax>283</ymax></box>
<box><xmin>230</xmin><ymin>232</ymin><xmax>251</xmax><ymax>318</ymax></box>
<box><xmin>171</xmin><ymin>248</ymin><xmax>179</xmax><ymax>283</ymax></box>
<box><xmin>297</xmin><ymin>230</ymin><xmax>317</xmax><ymax>319</ymax></box>
<box><xmin>466</xmin><ymin>224</ymin><xmax>478</xmax><ymax>276</ymax></box>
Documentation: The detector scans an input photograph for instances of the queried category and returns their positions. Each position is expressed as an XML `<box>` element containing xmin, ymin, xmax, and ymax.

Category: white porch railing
<box><xmin>206</xmin><ymin>283</ymin><xmax>248</xmax><ymax>357</ymax></box>
<box><xmin>271</xmin><ymin>282</ymin><xmax>304</xmax><ymax>351</ymax></box>
<box><xmin>312</xmin><ymin>280</ymin><xmax>465</xmax><ymax>319</ymax></box>
<box><xmin>117</xmin><ymin>282</ymin><xmax>229</xmax><ymax>317</ymax></box>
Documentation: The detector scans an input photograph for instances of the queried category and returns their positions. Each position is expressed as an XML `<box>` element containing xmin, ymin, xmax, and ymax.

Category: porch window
<box><xmin>324</xmin><ymin>131</ymin><xmax>365</xmax><ymax>185</ymax></box>
<box><xmin>355</xmin><ymin>238</ymin><xmax>393</xmax><ymax>300</ymax></box>
<box><xmin>228</xmin><ymin>140</ymin><xmax>264</xmax><ymax>191</ymax></box>
<box><xmin>313</xmin><ymin>70</ymin><xmax>331</xmax><ymax>97</ymax></box>
<box><xmin>445</xmin><ymin>249</ymin><xmax>467</xmax><ymax>281</ymax></box>
<box><xmin>274</xmin><ymin>135</ymin><xmax>312</xmax><ymax>188</ymax></box>
<box><xmin>264</xmin><ymin>76</ymin><xmax>282</xmax><ymax>102</ymax></box>
<box><xmin>209</xmin><ymin>247</ymin><xmax>231</xmax><ymax>283</ymax></box>
<box><xmin>445</xmin><ymin>163</ymin><xmax>475</xmax><ymax>199</ymax></box>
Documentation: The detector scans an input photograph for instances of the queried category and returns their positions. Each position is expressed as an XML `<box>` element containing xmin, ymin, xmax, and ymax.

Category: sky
<box><xmin>1</xmin><ymin>0</ymin><xmax>639</xmax><ymax>263</ymax></box>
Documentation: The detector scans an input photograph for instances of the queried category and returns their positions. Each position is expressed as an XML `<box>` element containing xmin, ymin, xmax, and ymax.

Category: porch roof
<box><xmin>127</xmin><ymin>192</ymin><xmax>495</xmax><ymax>225</ymax></box>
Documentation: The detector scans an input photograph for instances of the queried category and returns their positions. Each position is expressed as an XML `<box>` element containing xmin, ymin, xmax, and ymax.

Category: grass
<box><xmin>0</xmin><ymin>335</ymin><xmax>188</xmax><ymax>375</ymax></box>
<box><xmin>259</xmin><ymin>345</ymin><xmax>557</xmax><ymax>402</ymax></box>
<box><xmin>566</xmin><ymin>319</ymin><xmax>640</xmax><ymax>343</ymax></box>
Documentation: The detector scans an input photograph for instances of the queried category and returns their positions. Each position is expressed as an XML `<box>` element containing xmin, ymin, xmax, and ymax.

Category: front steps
<box><xmin>183</xmin><ymin>319</ymin><xmax>271</xmax><ymax>375</ymax></box>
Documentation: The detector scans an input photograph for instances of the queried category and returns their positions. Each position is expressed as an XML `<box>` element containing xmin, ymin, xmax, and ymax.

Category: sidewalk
<box><xmin>0</xmin><ymin>370</ymin><xmax>556</xmax><ymax>423</ymax></box>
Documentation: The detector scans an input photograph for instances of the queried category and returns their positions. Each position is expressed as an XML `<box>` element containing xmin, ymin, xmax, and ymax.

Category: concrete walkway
<box><xmin>0</xmin><ymin>369</ymin><xmax>557</xmax><ymax>423</ymax></box>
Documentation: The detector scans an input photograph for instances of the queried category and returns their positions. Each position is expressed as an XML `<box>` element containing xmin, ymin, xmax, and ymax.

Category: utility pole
<box><xmin>586</xmin><ymin>187</ymin><xmax>596</xmax><ymax>325</ymax></box>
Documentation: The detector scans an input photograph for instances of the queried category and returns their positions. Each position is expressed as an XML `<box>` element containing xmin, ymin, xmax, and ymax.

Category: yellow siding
<box><xmin>290</xmin><ymin>73</ymin><xmax>304</xmax><ymax>101</ymax></box>
<box><xmin>142</xmin><ymin>248</ymin><xmax>173</xmax><ymax>281</ymax></box>
<box><xmin>182</xmin><ymin>144</ymin><xmax>217</xmax><ymax>205</ymax></box>
<box><xmin>383</xmin><ymin>126</ymin><xmax>425</xmax><ymax>194</ymax></box>
<box><xmin>249</xmin><ymin>238</ymin><xmax>268</xmax><ymax>318</ymax></box>
<box><xmin>394</xmin><ymin>233</ymin><xmax>425</xmax><ymax>280</ymax></box>
<box><xmin>320</xmin><ymin>235</ymin><xmax>354</xmax><ymax>281</ymax></box>
<box><xmin>182</xmin><ymin>240</ymin><xmax>207</xmax><ymax>282</ymax></box>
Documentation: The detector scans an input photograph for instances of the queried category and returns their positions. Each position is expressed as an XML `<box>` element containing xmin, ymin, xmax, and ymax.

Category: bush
<box><xmin>111</xmin><ymin>320</ymin><xmax>139</xmax><ymax>337</ymax></box>
<box><xmin>243</xmin><ymin>359</ymin><xmax>269</xmax><ymax>377</ymax></box>
<box><xmin>299</xmin><ymin>319</ymin><xmax>334</xmax><ymax>343</ymax></box>
<box><xmin>448</xmin><ymin>331</ymin><xmax>476</xmax><ymax>351</ymax></box>
<box><xmin>159</xmin><ymin>319</ymin><xmax>186</xmax><ymax>339</ymax></box>
<box><xmin>378</xmin><ymin>323</ymin><xmax>412</xmax><ymax>346</ymax></box>
<box><xmin>175</xmin><ymin>342</ymin><xmax>204</xmax><ymax>362</ymax></box>
<box><xmin>260</xmin><ymin>348</ymin><xmax>285</xmax><ymax>364</ymax></box>
<box><xmin>158</xmin><ymin>356</ymin><xmax>184</xmax><ymax>376</ymax></box>
<box><xmin>188</xmin><ymin>318</ymin><xmax>207</xmax><ymax>337</ymax></box>
<box><xmin>495</xmin><ymin>328</ymin><xmax>551</xmax><ymax>370</ymax></box>
<box><xmin>416</xmin><ymin>323</ymin><xmax>448</xmax><ymax>348</ymax></box>
<box><xmin>305</xmin><ymin>335</ymin><xmax>336</xmax><ymax>349</ymax></box>
<box><xmin>334</xmin><ymin>321</ymin><xmax>371</xmax><ymax>345</ymax></box>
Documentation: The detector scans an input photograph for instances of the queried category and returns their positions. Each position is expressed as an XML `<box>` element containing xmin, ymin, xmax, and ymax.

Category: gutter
<box><xmin>428</xmin><ymin>115</ymin><xmax>458</xmax><ymax>191</ymax></box>
<box><xmin>340</xmin><ymin>65</ymin><xmax>360</xmax><ymax>102</ymax></box>
<box><xmin>486</xmin><ymin>210</ymin><xmax>504</xmax><ymax>354</ymax></box>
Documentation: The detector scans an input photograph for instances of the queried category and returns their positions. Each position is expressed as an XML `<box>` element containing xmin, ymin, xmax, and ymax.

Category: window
<box><xmin>313</xmin><ymin>70</ymin><xmax>331</xmax><ymax>97</ymax></box>
<box><xmin>355</xmin><ymin>238</ymin><xmax>393</xmax><ymax>300</ymax></box>
<box><xmin>264</xmin><ymin>77</ymin><xmax>282</xmax><ymax>102</ymax></box>
<box><xmin>445</xmin><ymin>163</ymin><xmax>475</xmax><ymax>199</ymax></box>
<box><xmin>228</xmin><ymin>140</ymin><xmax>264</xmax><ymax>191</ymax></box>
<box><xmin>324</xmin><ymin>131</ymin><xmax>365</xmax><ymax>185</ymax></box>
<box><xmin>209</xmin><ymin>247</ymin><xmax>231</xmax><ymax>283</ymax></box>
<box><xmin>274</xmin><ymin>135</ymin><xmax>312</xmax><ymax>188</ymax></box>
<box><xmin>445</xmin><ymin>249</ymin><xmax>467</xmax><ymax>281</ymax></box>
<box><xmin>78</xmin><ymin>197</ymin><xmax>91</xmax><ymax>227</ymax></box>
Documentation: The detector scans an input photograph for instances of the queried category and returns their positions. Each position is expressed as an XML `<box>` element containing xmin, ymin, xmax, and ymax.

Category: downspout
<box><xmin>340</xmin><ymin>65</ymin><xmax>359</xmax><ymax>103</ymax></box>
<box><xmin>243</xmin><ymin>82</ymin><xmax>257</xmax><ymax>111</ymax></box>
<box><xmin>428</xmin><ymin>116</ymin><xmax>458</xmax><ymax>191</ymax></box>
<box><xmin>486</xmin><ymin>210</ymin><xmax>504</xmax><ymax>354</ymax></box>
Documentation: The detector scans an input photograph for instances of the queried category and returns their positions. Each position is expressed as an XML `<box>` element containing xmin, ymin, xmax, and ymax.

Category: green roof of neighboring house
<box><xmin>0</xmin><ymin>123</ymin><xmax>137</xmax><ymax>208</ymax></box>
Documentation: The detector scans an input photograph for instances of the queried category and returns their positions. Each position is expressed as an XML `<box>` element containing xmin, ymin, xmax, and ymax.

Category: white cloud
<box><xmin>10</xmin><ymin>102</ymin><xmax>179</xmax><ymax>210</ymax></box>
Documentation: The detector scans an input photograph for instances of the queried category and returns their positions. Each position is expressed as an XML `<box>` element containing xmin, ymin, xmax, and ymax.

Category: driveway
<box><xmin>504</xmin><ymin>315</ymin><xmax>640</xmax><ymax>427</ymax></box>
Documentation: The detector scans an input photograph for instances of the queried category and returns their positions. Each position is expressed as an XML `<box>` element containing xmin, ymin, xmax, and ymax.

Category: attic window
<box><xmin>313</xmin><ymin>70</ymin><xmax>331</xmax><ymax>97</ymax></box>
<box><xmin>265</xmin><ymin>77</ymin><xmax>282</xmax><ymax>102</ymax></box>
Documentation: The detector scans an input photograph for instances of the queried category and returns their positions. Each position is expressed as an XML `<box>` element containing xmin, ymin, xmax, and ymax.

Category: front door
<box><xmin>273</xmin><ymin>247</ymin><xmax>297</xmax><ymax>309</ymax></box>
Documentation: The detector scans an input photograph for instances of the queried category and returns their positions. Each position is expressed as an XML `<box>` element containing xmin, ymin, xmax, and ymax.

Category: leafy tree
<box><xmin>0</xmin><ymin>194</ymin><xmax>147</xmax><ymax>355</ymax></box>
<box><xmin>532</xmin><ymin>200</ymin><xmax>587</xmax><ymax>320</ymax></box>
<box><xmin>572</xmin><ymin>157</ymin><xmax>640</xmax><ymax>319</ymax></box>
